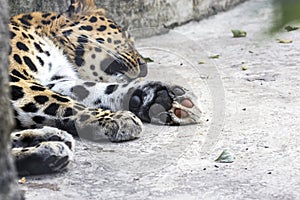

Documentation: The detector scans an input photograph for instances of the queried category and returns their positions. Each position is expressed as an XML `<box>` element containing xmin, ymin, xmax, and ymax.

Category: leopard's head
<box><xmin>57</xmin><ymin>0</ymin><xmax>147</xmax><ymax>82</ymax></box>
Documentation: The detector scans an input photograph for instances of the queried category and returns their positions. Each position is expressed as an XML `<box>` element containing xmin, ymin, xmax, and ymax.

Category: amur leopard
<box><xmin>8</xmin><ymin>0</ymin><xmax>201</xmax><ymax>175</ymax></box>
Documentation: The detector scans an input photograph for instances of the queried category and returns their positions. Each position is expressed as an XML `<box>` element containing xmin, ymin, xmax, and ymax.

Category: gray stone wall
<box><xmin>0</xmin><ymin>0</ymin><xmax>23</xmax><ymax>199</ymax></box>
<box><xmin>9</xmin><ymin>0</ymin><xmax>247</xmax><ymax>38</ymax></box>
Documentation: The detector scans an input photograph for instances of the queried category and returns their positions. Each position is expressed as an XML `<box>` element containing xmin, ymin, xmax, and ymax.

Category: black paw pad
<box><xmin>171</xmin><ymin>86</ymin><xmax>185</xmax><ymax>96</ymax></box>
<box><xmin>129</xmin><ymin>95</ymin><xmax>141</xmax><ymax>109</ymax></box>
<box><xmin>154</xmin><ymin>90</ymin><xmax>172</xmax><ymax>110</ymax></box>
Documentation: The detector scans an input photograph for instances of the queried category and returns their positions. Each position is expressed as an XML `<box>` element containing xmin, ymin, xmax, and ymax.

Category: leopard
<box><xmin>8</xmin><ymin>0</ymin><xmax>201</xmax><ymax>176</ymax></box>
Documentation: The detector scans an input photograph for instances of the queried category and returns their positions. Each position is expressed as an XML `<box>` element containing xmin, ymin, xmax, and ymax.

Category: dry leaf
<box><xmin>231</xmin><ymin>29</ymin><xmax>247</xmax><ymax>37</ymax></box>
<box><xmin>18</xmin><ymin>177</ymin><xmax>26</xmax><ymax>184</ymax></box>
<box><xmin>285</xmin><ymin>25</ymin><xmax>299</xmax><ymax>32</ymax></box>
<box><xmin>209</xmin><ymin>55</ymin><xmax>220</xmax><ymax>59</ymax></box>
<box><xmin>144</xmin><ymin>57</ymin><xmax>154</xmax><ymax>63</ymax></box>
<box><xmin>277</xmin><ymin>39</ymin><xmax>293</xmax><ymax>43</ymax></box>
<box><xmin>215</xmin><ymin>150</ymin><xmax>235</xmax><ymax>163</ymax></box>
<box><xmin>241</xmin><ymin>66</ymin><xmax>248</xmax><ymax>71</ymax></box>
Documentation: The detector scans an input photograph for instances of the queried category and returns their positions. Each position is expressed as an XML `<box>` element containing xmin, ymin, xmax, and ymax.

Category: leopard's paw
<box><xmin>125</xmin><ymin>81</ymin><xmax>201</xmax><ymax>125</ymax></box>
<box><xmin>105</xmin><ymin>111</ymin><xmax>143</xmax><ymax>142</ymax></box>
<box><xmin>77</xmin><ymin>110</ymin><xmax>143</xmax><ymax>142</ymax></box>
<box><xmin>12</xmin><ymin>126</ymin><xmax>75</xmax><ymax>151</ymax></box>
<box><xmin>13</xmin><ymin>141</ymin><xmax>73</xmax><ymax>176</ymax></box>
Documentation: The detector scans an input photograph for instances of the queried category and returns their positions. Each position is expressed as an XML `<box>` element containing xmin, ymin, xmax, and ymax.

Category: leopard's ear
<box><xmin>67</xmin><ymin>0</ymin><xmax>105</xmax><ymax>17</ymax></box>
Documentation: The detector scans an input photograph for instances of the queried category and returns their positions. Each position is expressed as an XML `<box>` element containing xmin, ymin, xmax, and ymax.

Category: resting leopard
<box><xmin>9</xmin><ymin>0</ymin><xmax>201</xmax><ymax>176</ymax></box>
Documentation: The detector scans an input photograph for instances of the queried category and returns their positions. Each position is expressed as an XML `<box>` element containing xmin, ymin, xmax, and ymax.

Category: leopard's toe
<box><xmin>105</xmin><ymin>111</ymin><xmax>143</xmax><ymax>142</ymax></box>
<box><xmin>75</xmin><ymin>110</ymin><xmax>143</xmax><ymax>142</ymax></box>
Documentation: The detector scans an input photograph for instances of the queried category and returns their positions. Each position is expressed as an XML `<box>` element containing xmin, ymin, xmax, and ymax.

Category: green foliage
<box><xmin>271</xmin><ymin>0</ymin><xmax>300</xmax><ymax>32</ymax></box>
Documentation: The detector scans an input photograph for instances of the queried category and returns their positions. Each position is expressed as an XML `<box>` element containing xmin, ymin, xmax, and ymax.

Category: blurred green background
<box><xmin>272</xmin><ymin>0</ymin><xmax>300</xmax><ymax>31</ymax></box>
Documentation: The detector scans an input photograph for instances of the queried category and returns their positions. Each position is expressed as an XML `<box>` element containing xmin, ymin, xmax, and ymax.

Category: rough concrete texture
<box><xmin>9</xmin><ymin>0</ymin><xmax>246</xmax><ymax>37</ymax></box>
<box><xmin>19</xmin><ymin>0</ymin><xmax>300</xmax><ymax>199</ymax></box>
<box><xmin>0</xmin><ymin>0</ymin><xmax>23</xmax><ymax>199</ymax></box>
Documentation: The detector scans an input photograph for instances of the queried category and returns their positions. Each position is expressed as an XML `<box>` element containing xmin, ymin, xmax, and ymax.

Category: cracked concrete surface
<box><xmin>20</xmin><ymin>0</ymin><xmax>300</xmax><ymax>199</ymax></box>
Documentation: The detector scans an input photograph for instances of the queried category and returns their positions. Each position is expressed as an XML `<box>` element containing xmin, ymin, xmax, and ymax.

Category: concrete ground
<box><xmin>20</xmin><ymin>0</ymin><xmax>300</xmax><ymax>199</ymax></box>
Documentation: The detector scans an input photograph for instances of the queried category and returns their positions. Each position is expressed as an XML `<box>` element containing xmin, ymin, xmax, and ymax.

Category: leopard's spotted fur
<box><xmin>9</xmin><ymin>0</ymin><xmax>201</xmax><ymax>175</ymax></box>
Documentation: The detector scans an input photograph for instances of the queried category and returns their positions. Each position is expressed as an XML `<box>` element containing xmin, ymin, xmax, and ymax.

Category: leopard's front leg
<box><xmin>10</xmin><ymin>79</ymin><xmax>142</xmax><ymax>142</ymax></box>
<box><xmin>48</xmin><ymin>78</ymin><xmax>201</xmax><ymax>125</ymax></box>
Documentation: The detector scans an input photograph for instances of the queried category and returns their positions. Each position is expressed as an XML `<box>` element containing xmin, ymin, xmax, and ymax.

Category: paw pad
<box><xmin>180</xmin><ymin>98</ymin><xmax>194</xmax><ymax>108</ymax></box>
<box><xmin>174</xmin><ymin>109</ymin><xmax>189</xmax><ymax>118</ymax></box>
